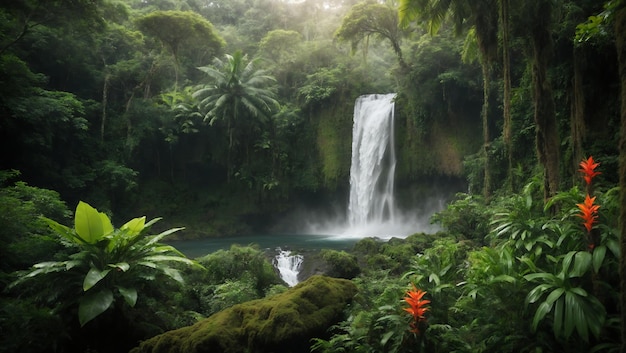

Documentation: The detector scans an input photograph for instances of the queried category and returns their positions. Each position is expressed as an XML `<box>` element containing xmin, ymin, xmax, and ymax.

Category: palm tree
<box><xmin>193</xmin><ymin>51</ymin><xmax>280</xmax><ymax>182</ymax></box>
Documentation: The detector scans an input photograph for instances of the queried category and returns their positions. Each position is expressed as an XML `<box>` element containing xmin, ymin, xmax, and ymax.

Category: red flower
<box><xmin>403</xmin><ymin>285</ymin><xmax>430</xmax><ymax>334</ymax></box>
<box><xmin>577</xmin><ymin>194</ymin><xmax>600</xmax><ymax>233</ymax></box>
<box><xmin>579</xmin><ymin>156</ymin><xmax>601</xmax><ymax>185</ymax></box>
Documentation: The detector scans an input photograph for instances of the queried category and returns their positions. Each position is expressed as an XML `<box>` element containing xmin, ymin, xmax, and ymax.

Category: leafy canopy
<box><xmin>136</xmin><ymin>10</ymin><xmax>224</xmax><ymax>56</ymax></box>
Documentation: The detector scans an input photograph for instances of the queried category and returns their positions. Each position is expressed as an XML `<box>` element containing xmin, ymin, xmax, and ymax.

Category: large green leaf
<box><xmin>79</xmin><ymin>289</ymin><xmax>114</xmax><ymax>326</ymax></box>
<box><xmin>143</xmin><ymin>254</ymin><xmax>196</xmax><ymax>266</ymax></box>
<box><xmin>545</xmin><ymin>287</ymin><xmax>564</xmax><ymax>305</ymax></box>
<box><xmin>121</xmin><ymin>216</ymin><xmax>146</xmax><ymax>236</ymax></box>
<box><xmin>146</xmin><ymin>227</ymin><xmax>185</xmax><ymax>245</ymax></box>
<box><xmin>74</xmin><ymin>201</ymin><xmax>114</xmax><ymax>244</ymax></box>
<box><xmin>592</xmin><ymin>245</ymin><xmax>606</xmax><ymax>273</ymax></box>
<box><xmin>553</xmin><ymin>296</ymin><xmax>565</xmax><ymax>337</ymax></box>
<box><xmin>564</xmin><ymin>291</ymin><xmax>581</xmax><ymax>340</ymax></box>
<box><xmin>109</xmin><ymin>262</ymin><xmax>130</xmax><ymax>272</ymax></box>
<box><xmin>606</xmin><ymin>239</ymin><xmax>620</xmax><ymax>259</ymax></box>
<box><xmin>526</xmin><ymin>283</ymin><xmax>552</xmax><ymax>304</ymax></box>
<box><xmin>162</xmin><ymin>267</ymin><xmax>184</xmax><ymax>283</ymax></box>
<box><xmin>83</xmin><ymin>268</ymin><xmax>111</xmax><ymax>291</ymax></box>
<box><xmin>532</xmin><ymin>301</ymin><xmax>552</xmax><ymax>331</ymax></box>
<box><xmin>570</xmin><ymin>251</ymin><xmax>592</xmax><ymax>277</ymax></box>
<box><xmin>561</xmin><ymin>251</ymin><xmax>576</xmax><ymax>274</ymax></box>
<box><xmin>144</xmin><ymin>217</ymin><xmax>162</xmax><ymax>228</ymax></box>
<box><xmin>137</xmin><ymin>261</ymin><xmax>158</xmax><ymax>269</ymax></box>
<box><xmin>491</xmin><ymin>274</ymin><xmax>516</xmax><ymax>284</ymax></box>
<box><xmin>42</xmin><ymin>217</ymin><xmax>82</xmax><ymax>244</ymax></box>
<box><xmin>117</xmin><ymin>286</ymin><xmax>138</xmax><ymax>307</ymax></box>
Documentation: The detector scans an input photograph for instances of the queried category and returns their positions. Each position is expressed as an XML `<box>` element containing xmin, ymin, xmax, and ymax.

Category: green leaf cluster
<box><xmin>11</xmin><ymin>201</ymin><xmax>201</xmax><ymax>327</ymax></box>
<box><xmin>319</xmin><ymin>179</ymin><xmax>621</xmax><ymax>352</ymax></box>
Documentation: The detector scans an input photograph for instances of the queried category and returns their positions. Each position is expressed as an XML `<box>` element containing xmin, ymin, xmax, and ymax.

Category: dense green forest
<box><xmin>1</xmin><ymin>0</ymin><xmax>626</xmax><ymax>352</ymax></box>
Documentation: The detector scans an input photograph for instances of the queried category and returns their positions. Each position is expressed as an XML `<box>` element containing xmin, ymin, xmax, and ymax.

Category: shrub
<box><xmin>320</xmin><ymin>249</ymin><xmax>360</xmax><ymax>279</ymax></box>
<box><xmin>431</xmin><ymin>193</ymin><xmax>491</xmax><ymax>242</ymax></box>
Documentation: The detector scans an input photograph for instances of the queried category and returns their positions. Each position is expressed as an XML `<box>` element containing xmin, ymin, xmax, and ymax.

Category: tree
<box><xmin>192</xmin><ymin>51</ymin><xmax>280</xmax><ymax>182</ymax></box>
<box><xmin>135</xmin><ymin>10</ymin><xmax>225</xmax><ymax>88</ymax></box>
<box><xmin>258</xmin><ymin>29</ymin><xmax>304</xmax><ymax>90</ymax></box>
<box><xmin>524</xmin><ymin>0</ymin><xmax>560</xmax><ymax>200</ymax></box>
<box><xmin>0</xmin><ymin>0</ymin><xmax>104</xmax><ymax>55</ymax></box>
<box><xmin>336</xmin><ymin>0</ymin><xmax>409</xmax><ymax>70</ymax></box>
<box><xmin>258</xmin><ymin>29</ymin><xmax>303</xmax><ymax>66</ymax></box>
<box><xmin>500</xmin><ymin>0</ymin><xmax>513</xmax><ymax>190</ymax></box>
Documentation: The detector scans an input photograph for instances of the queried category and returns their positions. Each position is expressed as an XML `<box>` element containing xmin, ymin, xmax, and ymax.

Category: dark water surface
<box><xmin>167</xmin><ymin>233</ymin><xmax>363</xmax><ymax>258</ymax></box>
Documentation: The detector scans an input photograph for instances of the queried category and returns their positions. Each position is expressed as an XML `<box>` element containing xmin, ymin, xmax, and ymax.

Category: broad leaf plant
<box><xmin>11</xmin><ymin>201</ymin><xmax>201</xmax><ymax>326</ymax></box>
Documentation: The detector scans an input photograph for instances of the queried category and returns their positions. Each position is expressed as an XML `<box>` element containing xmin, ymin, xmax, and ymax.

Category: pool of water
<box><xmin>167</xmin><ymin>233</ymin><xmax>364</xmax><ymax>258</ymax></box>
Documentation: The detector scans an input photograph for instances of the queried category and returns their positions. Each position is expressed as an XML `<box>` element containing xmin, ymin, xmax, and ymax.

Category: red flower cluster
<box><xmin>578</xmin><ymin>156</ymin><xmax>601</xmax><ymax>185</ymax></box>
<box><xmin>577</xmin><ymin>156</ymin><xmax>601</xmax><ymax>250</ymax></box>
<box><xmin>576</xmin><ymin>194</ymin><xmax>599</xmax><ymax>233</ymax></box>
<box><xmin>403</xmin><ymin>285</ymin><xmax>430</xmax><ymax>334</ymax></box>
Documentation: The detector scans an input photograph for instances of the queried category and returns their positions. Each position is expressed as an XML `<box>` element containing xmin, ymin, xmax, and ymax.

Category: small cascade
<box><xmin>273</xmin><ymin>248</ymin><xmax>303</xmax><ymax>287</ymax></box>
<box><xmin>348</xmin><ymin>93</ymin><xmax>398</xmax><ymax>228</ymax></box>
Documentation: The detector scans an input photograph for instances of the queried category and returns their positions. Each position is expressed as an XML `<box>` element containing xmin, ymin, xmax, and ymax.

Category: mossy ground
<box><xmin>130</xmin><ymin>275</ymin><xmax>357</xmax><ymax>353</ymax></box>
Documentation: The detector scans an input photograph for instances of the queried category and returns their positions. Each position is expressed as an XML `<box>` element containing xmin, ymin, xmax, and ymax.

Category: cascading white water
<box><xmin>347</xmin><ymin>93</ymin><xmax>398</xmax><ymax>230</ymax></box>
<box><xmin>274</xmin><ymin>249</ymin><xmax>303</xmax><ymax>287</ymax></box>
<box><xmin>299</xmin><ymin>92</ymin><xmax>447</xmax><ymax>238</ymax></box>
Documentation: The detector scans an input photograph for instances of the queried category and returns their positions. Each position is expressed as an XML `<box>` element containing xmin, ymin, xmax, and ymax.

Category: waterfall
<box><xmin>348</xmin><ymin>93</ymin><xmax>398</xmax><ymax>229</ymax></box>
<box><xmin>293</xmin><ymin>92</ymin><xmax>459</xmax><ymax>238</ymax></box>
<box><xmin>274</xmin><ymin>249</ymin><xmax>303</xmax><ymax>287</ymax></box>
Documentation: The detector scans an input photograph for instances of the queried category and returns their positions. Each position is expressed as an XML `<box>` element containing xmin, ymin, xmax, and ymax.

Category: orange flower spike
<box><xmin>403</xmin><ymin>285</ymin><xmax>430</xmax><ymax>334</ymax></box>
<box><xmin>576</xmin><ymin>194</ymin><xmax>600</xmax><ymax>232</ymax></box>
<box><xmin>579</xmin><ymin>156</ymin><xmax>601</xmax><ymax>185</ymax></box>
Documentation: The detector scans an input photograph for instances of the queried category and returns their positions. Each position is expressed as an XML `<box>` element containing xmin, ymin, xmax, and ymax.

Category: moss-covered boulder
<box><xmin>130</xmin><ymin>275</ymin><xmax>357</xmax><ymax>353</ymax></box>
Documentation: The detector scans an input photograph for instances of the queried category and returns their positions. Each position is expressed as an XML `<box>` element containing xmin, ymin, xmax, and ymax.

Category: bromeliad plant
<box><xmin>522</xmin><ymin>156</ymin><xmax>619</xmax><ymax>347</ymax></box>
<box><xmin>403</xmin><ymin>284</ymin><xmax>430</xmax><ymax>335</ymax></box>
<box><xmin>11</xmin><ymin>201</ymin><xmax>201</xmax><ymax>327</ymax></box>
<box><xmin>577</xmin><ymin>156</ymin><xmax>601</xmax><ymax>250</ymax></box>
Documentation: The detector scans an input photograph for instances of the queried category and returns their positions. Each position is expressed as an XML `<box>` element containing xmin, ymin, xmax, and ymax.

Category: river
<box><xmin>167</xmin><ymin>233</ymin><xmax>363</xmax><ymax>259</ymax></box>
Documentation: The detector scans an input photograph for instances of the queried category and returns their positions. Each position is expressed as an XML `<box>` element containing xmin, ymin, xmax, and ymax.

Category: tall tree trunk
<box><xmin>615</xmin><ymin>4</ymin><xmax>626</xmax><ymax>352</ymax></box>
<box><xmin>125</xmin><ymin>91</ymin><xmax>135</xmax><ymax>157</ymax></box>
<box><xmin>530</xmin><ymin>0</ymin><xmax>560</xmax><ymax>200</ymax></box>
<box><xmin>101</xmin><ymin>73</ymin><xmax>110</xmax><ymax>143</ymax></box>
<box><xmin>500</xmin><ymin>0</ymin><xmax>513</xmax><ymax>191</ymax></box>
<box><xmin>571</xmin><ymin>49</ymin><xmax>586</xmax><ymax>183</ymax></box>
<box><xmin>474</xmin><ymin>0</ymin><xmax>499</xmax><ymax>200</ymax></box>
<box><xmin>480</xmin><ymin>59</ymin><xmax>493</xmax><ymax>200</ymax></box>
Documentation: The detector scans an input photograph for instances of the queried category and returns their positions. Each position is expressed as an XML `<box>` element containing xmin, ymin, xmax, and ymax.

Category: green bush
<box><xmin>0</xmin><ymin>298</ymin><xmax>66</xmax><ymax>353</ymax></box>
<box><xmin>0</xmin><ymin>172</ymin><xmax>70</xmax><ymax>274</ymax></box>
<box><xmin>182</xmin><ymin>245</ymin><xmax>282</xmax><ymax>316</ymax></box>
<box><xmin>431</xmin><ymin>193</ymin><xmax>491</xmax><ymax>242</ymax></box>
<box><xmin>195</xmin><ymin>244</ymin><xmax>281</xmax><ymax>293</ymax></box>
<box><xmin>320</xmin><ymin>249</ymin><xmax>360</xmax><ymax>279</ymax></box>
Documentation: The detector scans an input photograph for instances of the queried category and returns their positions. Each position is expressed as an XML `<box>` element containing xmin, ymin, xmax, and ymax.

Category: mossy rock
<box><xmin>130</xmin><ymin>275</ymin><xmax>357</xmax><ymax>353</ymax></box>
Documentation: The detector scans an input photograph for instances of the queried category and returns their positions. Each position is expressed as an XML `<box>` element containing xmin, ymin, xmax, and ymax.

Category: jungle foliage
<box><xmin>1</xmin><ymin>0</ymin><xmax>625</xmax><ymax>352</ymax></box>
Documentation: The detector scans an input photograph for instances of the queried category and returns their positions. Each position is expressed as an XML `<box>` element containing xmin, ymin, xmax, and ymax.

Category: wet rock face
<box><xmin>130</xmin><ymin>275</ymin><xmax>357</xmax><ymax>353</ymax></box>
